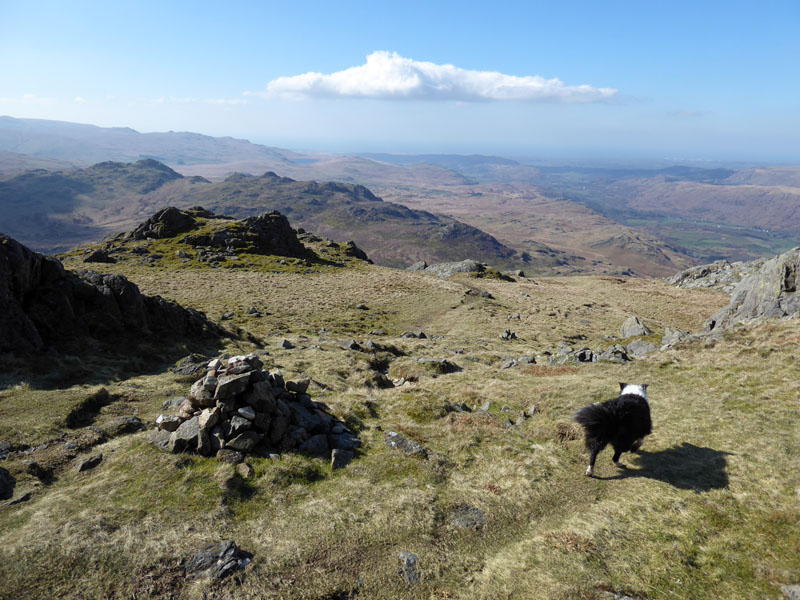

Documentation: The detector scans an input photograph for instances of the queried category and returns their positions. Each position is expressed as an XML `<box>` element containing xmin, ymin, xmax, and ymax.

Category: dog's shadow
<box><xmin>597</xmin><ymin>442</ymin><xmax>732</xmax><ymax>491</ymax></box>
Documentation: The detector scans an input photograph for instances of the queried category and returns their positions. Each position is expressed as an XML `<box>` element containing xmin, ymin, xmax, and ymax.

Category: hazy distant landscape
<box><xmin>2</xmin><ymin>116</ymin><xmax>799</xmax><ymax>275</ymax></box>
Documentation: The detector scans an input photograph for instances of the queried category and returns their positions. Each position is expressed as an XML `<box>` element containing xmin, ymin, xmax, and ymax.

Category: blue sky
<box><xmin>1</xmin><ymin>0</ymin><xmax>799</xmax><ymax>161</ymax></box>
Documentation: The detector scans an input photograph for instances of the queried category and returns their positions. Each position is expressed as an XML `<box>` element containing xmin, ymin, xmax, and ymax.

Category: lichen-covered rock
<box><xmin>185</xmin><ymin>540</ymin><xmax>252</xmax><ymax>580</ymax></box>
<box><xmin>598</xmin><ymin>344</ymin><xmax>630</xmax><ymax>363</ymax></box>
<box><xmin>386</xmin><ymin>431</ymin><xmax>427</xmax><ymax>457</ymax></box>
<box><xmin>215</xmin><ymin>372</ymin><xmax>253</xmax><ymax>400</ymax></box>
<box><xmin>626</xmin><ymin>340</ymin><xmax>658</xmax><ymax>358</ymax></box>
<box><xmin>198</xmin><ymin>407</ymin><xmax>220</xmax><ymax>432</ymax></box>
<box><xmin>620</xmin><ymin>316</ymin><xmax>653</xmax><ymax>338</ymax></box>
<box><xmin>706</xmin><ymin>248</ymin><xmax>800</xmax><ymax>331</ymax></box>
<box><xmin>168</xmin><ymin>416</ymin><xmax>200</xmax><ymax>453</ymax></box>
<box><xmin>422</xmin><ymin>259</ymin><xmax>485</xmax><ymax>278</ymax></box>
<box><xmin>226</xmin><ymin>431</ymin><xmax>261</xmax><ymax>452</ymax></box>
<box><xmin>661</xmin><ymin>327</ymin><xmax>689</xmax><ymax>348</ymax></box>
<box><xmin>398</xmin><ymin>552</ymin><xmax>421</xmax><ymax>585</ymax></box>
<box><xmin>668</xmin><ymin>258</ymin><xmax>764</xmax><ymax>292</ymax></box>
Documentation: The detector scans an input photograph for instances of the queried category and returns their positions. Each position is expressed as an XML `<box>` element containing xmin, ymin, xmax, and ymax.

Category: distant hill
<box><xmin>0</xmin><ymin>115</ymin><xmax>291</xmax><ymax>165</ymax></box>
<box><xmin>174</xmin><ymin>155</ymin><xmax>479</xmax><ymax>187</ymax></box>
<box><xmin>0</xmin><ymin>159</ymin><xmax>212</xmax><ymax>250</ymax></box>
<box><xmin>723</xmin><ymin>166</ymin><xmax>800</xmax><ymax>188</ymax></box>
<box><xmin>0</xmin><ymin>160</ymin><xmax>543</xmax><ymax>270</ymax></box>
<box><xmin>0</xmin><ymin>150</ymin><xmax>82</xmax><ymax>179</ymax></box>
<box><xmin>612</xmin><ymin>176</ymin><xmax>800</xmax><ymax>232</ymax></box>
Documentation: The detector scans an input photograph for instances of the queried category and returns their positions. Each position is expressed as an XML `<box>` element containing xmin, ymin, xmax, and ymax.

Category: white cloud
<box><xmin>251</xmin><ymin>51</ymin><xmax>617</xmax><ymax>103</ymax></box>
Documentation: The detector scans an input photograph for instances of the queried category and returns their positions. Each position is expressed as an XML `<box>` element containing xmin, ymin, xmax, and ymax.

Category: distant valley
<box><xmin>2</xmin><ymin>115</ymin><xmax>799</xmax><ymax>275</ymax></box>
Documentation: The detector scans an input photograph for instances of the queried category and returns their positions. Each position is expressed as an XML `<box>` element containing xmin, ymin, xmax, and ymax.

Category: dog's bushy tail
<box><xmin>574</xmin><ymin>403</ymin><xmax>614</xmax><ymax>448</ymax></box>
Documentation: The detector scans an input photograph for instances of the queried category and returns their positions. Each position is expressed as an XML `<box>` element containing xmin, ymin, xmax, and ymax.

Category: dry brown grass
<box><xmin>522</xmin><ymin>365</ymin><xmax>579</xmax><ymax>377</ymax></box>
<box><xmin>1</xmin><ymin>257</ymin><xmax>797</xmax><ymax>600</ymax></box>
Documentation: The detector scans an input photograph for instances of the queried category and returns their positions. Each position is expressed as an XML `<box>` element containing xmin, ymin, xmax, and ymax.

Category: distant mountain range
<box><xmin>0</xmin><ymin>159</ymin><xmax>549</xmax><ymax>270</ymax></box>
<box><xmin>2</xmin><ymin>115</ymin><xmax>799</xmax><ymax>272</ymax></box>
<box><xmin>0</xmin><ymin>115</ymin><xmax>290</xmax><ymax>166</ymax></box>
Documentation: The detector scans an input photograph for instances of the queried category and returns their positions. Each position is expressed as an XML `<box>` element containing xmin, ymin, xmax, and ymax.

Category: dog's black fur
<box><xmin>574</xmin><ymin>382</ymin><xmax>652</xmax><ymax>477</ymax></box>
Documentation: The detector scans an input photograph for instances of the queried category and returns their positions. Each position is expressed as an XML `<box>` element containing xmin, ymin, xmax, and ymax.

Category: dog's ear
<box><xmin>642</xmin><ymin>384</ymin><xmax>649</xmax><ymax>391</ymax></box>
<box><xmin>619</xmin><ymin>382</ymin><xmax>627</xmax><ymax>391</ymax></box>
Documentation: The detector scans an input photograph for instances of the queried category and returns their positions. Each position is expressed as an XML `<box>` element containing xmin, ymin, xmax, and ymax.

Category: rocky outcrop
<box><xmin>668</xmin><ymin>258</ymin><xmax>766</xmax><ymax>293</ymax></box>
<box><xmin>152</xmin><ymin>354</ymin><xmax>360</xmax><ymax>462</ymax></box>
<box><xmin>0</xmin><ymin>233</ymin><xmax>225</xmax><ymax>353</ymax></box>
<box><xmin>538</xmin><ymin>336</ymin><xmax>661</xmax><ymax>365</ymax></box>
<box><xmin>123</xmin><ymin>206</ymin><xmax>199</xmax><ymax>241</ymax></box>
<box><xmin>412</xmin><ymin>259</ymin><xmax>485</xmax><ymax>278</ymax></box>
<box><xmin>620</xmin><ymin>316</ymin><xmax>653</xmax><ymax>338</ymax></box>
<box><xmin>239</xmin><ymin>212</ymin><xmax>315</xmax><ymax>258</ymax></box>
<box><xmin>706</xmin><ymin>248</ymin><xmax>800</xmax><ymax>331</ymax></box>
<box><xmin>114</xmin><ymin>206</ymin><xmax>320</xmax><ymax>261</ymax></box>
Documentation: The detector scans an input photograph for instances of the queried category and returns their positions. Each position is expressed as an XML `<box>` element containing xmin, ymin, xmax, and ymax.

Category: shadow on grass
<box><xmin>600</xmin><ymin>443</ymin><xmax>733</xmax><ymax>491</ymax></box>
<box><xmin>0</xmin><ymin>337</ymin><xmax>228</xmax><ymax>391</ymax></box>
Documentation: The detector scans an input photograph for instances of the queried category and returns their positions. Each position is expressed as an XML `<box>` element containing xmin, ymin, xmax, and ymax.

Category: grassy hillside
<box><xmin>1</xmin><ymin>233</ymin><xmax>798</xmax><ymax>599</ymax></box>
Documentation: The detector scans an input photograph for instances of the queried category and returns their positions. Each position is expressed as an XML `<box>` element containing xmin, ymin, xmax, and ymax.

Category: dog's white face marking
<box><xmin>620</xmin><ymin>384</ymin><xmax>648</xmax><ymax>399</ymax></box>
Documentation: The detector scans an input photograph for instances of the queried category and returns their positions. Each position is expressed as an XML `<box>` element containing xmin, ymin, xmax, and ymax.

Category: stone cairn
<box><xmin>152</xmin><ymin>354</ymin><xmax>360</xmax><ymax>468</ymax></box>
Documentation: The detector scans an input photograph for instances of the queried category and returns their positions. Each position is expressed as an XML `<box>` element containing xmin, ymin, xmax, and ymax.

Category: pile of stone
<box><xmin>152</xmin><ymin>354</ymin><xmax>360</xmax><ymax>467</ymax></box>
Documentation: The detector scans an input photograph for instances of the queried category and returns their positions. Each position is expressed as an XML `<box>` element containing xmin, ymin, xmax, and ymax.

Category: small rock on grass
<box><xmin>216</xmin><ymin>449</ymin><xmax>245</xmax><ymax>464</ymax></box>
<box><xmin>185</xmin><ymin>540</ymin><xmax>252</xmax><ymax>580</ymax></box>
<box><xmin>236</xmin><ymin>463</ymin><xmax>254</xmax><ymax>478</ymax></box>
<box><xmin>77</xmin><ymin>454</ymin><xmax>103</xmax><ymax>472</ymax></box>
<box><xmin>398</xmin><ymin>552</ymin><xmax>421</xmax><ymax>585</ymax></box>
<box><xmin>780</xmin><ymin>585</ymin><xmax>800</xmax><ymax>600</ymax></box>
<box><xmin>385</xmin><ymin>431</ymin><xmax>427</xmax><ymax>457</ymax></box>
<box><xmin>3</xmin><ymin>492</ymin><xmax>32</xmax><ymax>507</ymax></box>
<box><xmin>449</xmin><ymin>505</ymin><xmax>487</xmax><ymax>529</ymax></box>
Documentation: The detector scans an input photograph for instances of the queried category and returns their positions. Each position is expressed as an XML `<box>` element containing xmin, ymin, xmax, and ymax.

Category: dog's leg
<box><xmin>630</xmin><ymin>438</ymin><xmax>643</xmax><ymax>452</ymax></box>
<box><xmin>611</xmin><ymin>447</ymin><xmax>626</xmax><ymax>469</ymax></box>
<box><xmin>586</xmin><ymin>448</ymin><xmax>599</xmax><ymax>477</ymax></box>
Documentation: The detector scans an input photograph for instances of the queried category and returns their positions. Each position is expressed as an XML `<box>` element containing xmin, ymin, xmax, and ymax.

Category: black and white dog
<box><xmin>574</xmin><ymin>383</ymin><xmax>652</xmax><ymax>477</ymax></box>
